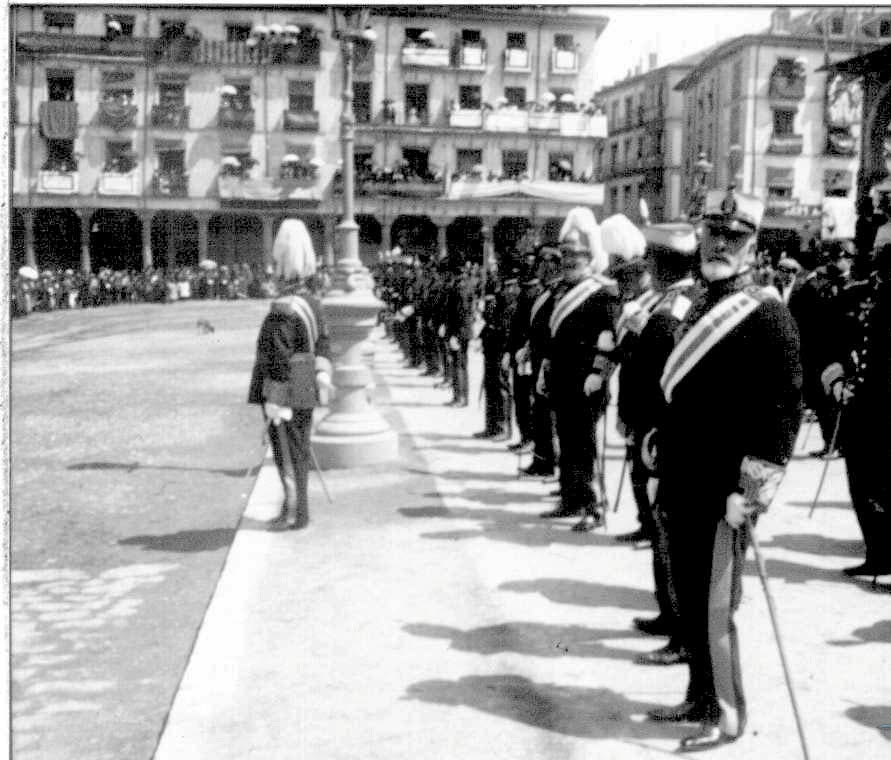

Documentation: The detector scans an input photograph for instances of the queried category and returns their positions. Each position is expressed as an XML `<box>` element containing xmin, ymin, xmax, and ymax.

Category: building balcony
<box><xmin>401</xmin><ymin>44</ymin><xmax>451</xmax><ymax>68</ymax></box>
<box><xmin>154</xmin><ymin>38</ymin><xmax>321</xmax><ymax>67</ymax></box>
<box><xmin>218</xmin><ymin>166</ymin><xmax>334</xmax><ymax>203</ymax></box>
<box><xmin>359</xmin><ymin>178</ymin><xmax>445</xmax><ymax>199</ymax></box>
<box><xmin>767</xmin><ymin>134</ymin><xmax>803</xmax><ymax>155</ymax></box>
<box><xmin>37</xmin><ymin>170</ymin><xmax>79</xmax><ymax>195</ymax></box>
<box><xmin>449</xmin><ymin>108</ymin><xmax>483</xmax><ymax>129</ymax></box>
<box><xmin>529</xmin><ymin>111</ymin><xmax>561</xmax><ymax>131</ymax></box>
<box><xmin>283</xmin><ymin>109</ymin><xmax>320</xmax><ymax>132</ymax></box>
<box><xmin>218</xmin><ymin>106</ymin><xmax>255</xmax><ymax>131</ymax></box>
<box><xmin>98</xmin><ymin>170</ymin><xmax>141</xmax><ymax>196</ymax></box>
<box><xmin>484</xmin><ymin>109</ymin><xmax>529</xmax><ymax>132</ymax></box>
<box><xmin>17</xmin><ymin>31</ymin><xmax>150</xmax><ymax>59</ymax></box>
<box><xmin>826</xmin><ymin>127</ymin><xmax>857</xmax><ymax>156</ymax></box>
<box><xmin>151</xmin><ymin>105</ymin><xmax>190</xmax><ymax>129</ymax></box>
<box><xmin>503</xmin><ymin>48</ymin><xmax>531</xmax><ymax>73</ymax></box>
<box><xmin>560</xmin><ymin>112</ymin><xmax>607</xmax><ymax>138</ymax></box>
<box><xmin>97</xmin><ymin>100</ymin><xmax>138</xmax><ymax>130</ymax></box>
<box><xmin>456</xmin><ymin>45</ymin><xmax>487</xmax><ymax>70</ymax></box>
<box><xmin>768</xmin><ymin>76</ymin><xmax>805</xmax><ymax>101</ymax></box>
<box><xmin>152</xmin><ymin>171</ymin><xmax>189</xmax><ymax>197</ymax></box>
<box><xmin>550</xmin><ymin>47</ymin><xmax>579</xmax><ymax>75</ymax></box>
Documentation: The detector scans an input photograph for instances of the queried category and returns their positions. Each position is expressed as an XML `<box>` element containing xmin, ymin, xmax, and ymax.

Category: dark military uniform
<box><xmin>506</xmin><ymin>278</ymin><xmax>539</xmax><ymax>447</ymax></box>
<box><xmin>445</xmin><ymin>272</ymin><xmax>475</xmax><ymax>406</ymax></box>
<box><xmin>526</xmin><ymin>281</ymin><xmax>558</xmax><ymax>475</ymax></box>
<box><xmin>479</xmin><ymin>289</ymin><xmax>511</xmax><ymax>437</ymax></box>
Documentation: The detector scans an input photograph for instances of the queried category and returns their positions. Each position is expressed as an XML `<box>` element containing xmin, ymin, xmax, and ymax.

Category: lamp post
<box><xmin>686</xmin><ymin>151</ymin><xmax>713</xmax><ymax>222</ymax></box>
<box><xmin>330</xmin><ymin>8</ymin><xmax>377</xmax><ymax>292</ymax></box>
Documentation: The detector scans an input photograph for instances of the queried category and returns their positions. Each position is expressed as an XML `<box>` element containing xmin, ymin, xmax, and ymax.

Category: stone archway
<box><xmin>357</xmin><ymin>214</ymin><xmax>382</xmax><ymax>267</ymax></box>
<box><xmin>33</xmin><ymin>208</ymin><xmax>82</xmax><ymax>271</ymax></box>
<box><xmin>392</xmin><ymin>215</ymin><xmax>437</xmax><ymax>262</ymax></box>
<box><xmin>151</xmin><ymin>212</ymin><xmax>199</xmax><ymax>270</ymax></box>
<box><xmin>445</xmin><ymin>216</ymin><xmax>483</xmax><ymax>267</ymax></box>
<box><xmin>493</xmin><ymin>216</ymin><xmax>532</xmax><ymax>271</ymax></box>
<box><xmin>11</xmin><ymin>209</ymin><xmax>26</xmax><ymax>274</ymax></box>
<box><xmin>89</xmin><ymin>210</ymin><xmax>142</xmax><ymax>271</ymax></box>
<box><xmin>209</xmin><ymin>213</ymin><xmax>264</xmax><ymax>269</ymax></box>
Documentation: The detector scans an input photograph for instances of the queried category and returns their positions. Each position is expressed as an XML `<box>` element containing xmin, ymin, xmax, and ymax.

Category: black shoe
<box><xmin>520</xmin><ymin>463</ymin><xmax>555</xmax><ymax>477</ymax></box>
<box><xmin>539</xmin><ymin>506</ymin><xmax>579</xmax><ymax>519</ymax></box>
<box><xmin>678</xmin><ymin>724</ymin><xmax>739</xmax><ymax>752</ymax></box>
<box><xmin>632</xmin><ymin>616</ymin><xmax>671</xmax><ymax>636</ymax></box>
<box><xmin>571</xmin><ymin>513</ymin><xmax>603</xmax><ymax>532</ymax></box>
<box><xmin>456</xmin><ymin>398</ymin><xmax>469</xmax><ymax>408</ymax></box>
<box><xmin>267</xmin><ymin>513</ymin><xmax>301</xmax><ymax>531</ymax></box>
<box><xmin>491</xmin><ymin>431</ymin><xmax>510</xmax><ymax>443</ymax></box>
<box><xmin>507</xmin><ymin>440</ymin><xmax>533</xmax><ymax>453</ymax></box>
<box><xmin>646</xmin><ymin>701</ymin><xmax>710</xmax><ymax>723</ymax></box>
<box><xmin>473</xmin><ymin>430</ymin><xmax>497</xmax><ymax>439</ymax></box>
<box><xmin>548</xmin><ymin>488</ymin><xmax>562</xmax><ymax>497</ymax></box>
<box><xmin>635</xmin><ymin>644</ymin><xmax>689</xmax><ymax>666</ymax></box>
<box><xmin>614</xmin><ymin>527</ymin><xmax>650</xmax><ymax>544</ymax></box>
<box><xmin>843</xmin><ymin>562</ymin><xmax>891</xmax><ymax>577</ymax></box>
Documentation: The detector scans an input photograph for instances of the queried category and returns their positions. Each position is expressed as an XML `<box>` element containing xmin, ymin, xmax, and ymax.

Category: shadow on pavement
<box><xmin>828</xmin><ymin>620</ymin><xmax>891</xmax><ymax>646</ymax></box>
<box><xmin>500</xmin><ymin>578</ymin><xmax>656</xmax><ymax>613</ymax></box>
<box><xmin>404</xmin><ymin>674</ymin><xmax>688</xmax><ymax>742</ymax></box>
<box><xmin>403</xmin><ymin>621</ymin><xmax>651</xmax><ymax>661</ymax></box>
<box><xmin>68</xmin><ymin>461</ymin><xmax>260</xmax><ymax>478</ymax></box>
<box><xmin>118</xmin><ymin>528</ymin><xmax>235</xmax><ymax>552</ymax></box>
<box><xmin>404</xmin><ymin>467</ymin><xmax>521</xmax><ymax>482</ymax></box>
<box><xmin>743</xmin><ymin>557</ymin><xmax>891</xmax><ymax>591</ymax></box>
<box><xmin>416</xmin><ymin>490</ymin><xmax>548</xmax><ymax>506</ymax></box>
<box><xmin>784</xmin><ymin>500</ymin><xmax>850</xmax><ymax>511</ymax></box>
<box><xmin>844</xmin><ymin>705</ymin><xmax>891</xmax><ymax>740</ymax></box>
<box><xmin>760</xmin><ymin>533</ymin><xmax>862</xmax><ymax>557</ymax></box>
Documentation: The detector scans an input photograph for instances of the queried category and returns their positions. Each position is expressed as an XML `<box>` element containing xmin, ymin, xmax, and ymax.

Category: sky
<box><xmin>588</xmin><ymin>6</ymin><xmax>779</xmax><ymax>91</ymax></box>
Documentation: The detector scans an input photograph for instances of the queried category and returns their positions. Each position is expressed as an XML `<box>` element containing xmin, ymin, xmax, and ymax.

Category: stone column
<box><xmin>262</xmin><ymin>215</ymin><xmax>275</xmax><ymax>270</ymax></box>
<box><xmin>22</xmin><ymin>208</ymin><xmax>36</xmax><ymax>269</ymax></box>
<box><xmin>166</xmin><ymin>215</ymin><xmax>177</xmax><ymax>272</ymax></box>
<box><xmin>79</xmin><ymin>210</ymin><xmax>92</xmax><ymax>274</ymax></box>
<box><xmin>437</xmin><ymin>222</ymin><xmax>448</xmax><ymax>261</ymax></box>
<box><xmin>197</xmin><ymin>212</ymin><xmax>210</xmax><ymax>264</ymax></box>
<box><xmin>141</xmin><ymin>211</ymin><xmax>154</xmax><ymax>270</ymax></box>
<box><xmin>323</xmin><ymin>216</ymin><xmax>336</xmax><ymax>268</ymax></box>
<box><xmin>380</xmin><ymin>218</ymin><xmax>392</xmax><ymax>255</ymax></box>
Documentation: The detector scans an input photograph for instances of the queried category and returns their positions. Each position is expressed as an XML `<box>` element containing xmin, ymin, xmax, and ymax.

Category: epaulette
<box><xmin>654</xmin><ymin>289</ymin><xmax>694</xmax><ymax>322</ymax></box>
<box><xmin>743</xmin><ymin>283</ymin><xmax>781</xmax><ymax>303</ymax></box>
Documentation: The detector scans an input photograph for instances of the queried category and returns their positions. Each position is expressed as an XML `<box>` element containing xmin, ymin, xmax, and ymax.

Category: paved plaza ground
<box><xmin>11</xmin><ymin>299</ymin><xmax>891</xmax><ymax>759</ymax></box>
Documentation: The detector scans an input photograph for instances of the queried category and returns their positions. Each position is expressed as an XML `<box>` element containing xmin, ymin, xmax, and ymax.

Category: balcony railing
<box><xmin>401</xmin><ymin>44</ymin><xmax>451</xmax><ymax>68</ymax></box>
<box><xmin>449</xmin><ymin>108</ymin><xmax>483</xmax><ymax>128</ymax></box>
<box><xmin>560</xmin><ymin>112</ymin><xmax>607</xmax><ymax>138</ymax></box>
<box><xmin>97</xmin><ymin>100</ymin><xmax>138</xmax><ymax>130</ymax></box>
<box><xmin>503</xmin><ymin>48</ymin><xmax>531</xmax><ymax>73</ymax></box>
<box><xmin>484</xmin><ymin>110</ymin><xmax>529</xmax><ymax>132</ymax></box>
<box><xmin>218</xmin><ymin>166</ymin><xmax>334</xmax><ymax>202</ymax></box>
<box><xmin>359</xmin><ymin>178</ymin><xmax>445</xmax><ymax>198</ymax></box>
<box><xmin>457</xmin><ymin>45</ymin><xmax>487</xmax><ymax>70</ymax></box>
<box><xmin>768</xmin><ymin>75</ymin><xmax>805</xmax><ymax>101</ymax></box>
<box><xmin>154</xmin><ymin>38</ymin><xmax>321</xmax><ymax>66</ymax></box>
<box><xmin>37</xmin><ymin>170</ymin><xmax>79</xmax><ymax>195</ymax></box>
<box><xmin>151</xmin><ymin>104</ymin><xmax>190</xmax><ymax>129</ymax></box>
<box><xmin>17</xmin><ymin>31</ymin><xmax>150</xmax><ymax>59</ymax></box>
<box><xmin>550</xmin><ymin>47</ymin><xmax>579</xmax><ymax>75</ymax></box>
<box><xmin>152</xmin><ymin>171</ymin><xmax>189</xmax><ymax>197</ymax></box>
<box><xmin>218</xmin><ymin>106</ymin><xmax>255</xmax><ymax>130</ymax></box>
<box><xmin>529</xmin><ymin>111</ymin><xmax>561</xmax><ymax>131</ymax></box>
<box><xmin>283</xmin><ymin>109</ymin><xmax>320</xmax><ymax>132</ymax></box>
<box><xmin>98</xmin><ymin>170</ymin><xmax>141</xmax><ymax>196</ymax></box>
<box><xmin>767</xmin><ymin>133</ymin><xmax>803</xmax><ymax>155</ymax></box>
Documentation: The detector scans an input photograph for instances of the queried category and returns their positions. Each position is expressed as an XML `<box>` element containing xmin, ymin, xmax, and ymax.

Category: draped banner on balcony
<box><xmin>218</xmin><ymin>164</ymin><xmax>336</xmax><ymax>203</ymax></box>
<box><xmin>98</xmin><ymin>99</ymin><xmax>138</xmax><ymax>130</ymax></box>
<box><xmin>447</xmin><ymin>178</ymin><xmax>604</xmax><ymax>206</ymax></box>
<box><xmin>39</xmin><ymin>101</ymin><xmax>79</xmax><ymax>139</ymax></box>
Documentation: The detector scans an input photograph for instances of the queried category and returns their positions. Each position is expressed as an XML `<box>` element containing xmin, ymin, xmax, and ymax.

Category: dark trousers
<box><xmin>553</xmin><ymin>390</ymin><xmax>601</xmax><ymax>512</ymax></box>
<box><xmin>268</xmin><ymin>409</ymin><xmax>313</xmax><ymax>525</ymax></box>
<box><xmin>451</xmin><ymin>339</ymin><xmax>469</xmax><ymax>403</ymax></box>
<box><xmin>439</xmin><ymin>338</ymin><xmax>453</xmax><ymax>384</ymax></box>
<box><xmin>628</xmin><ymin>442</ymin><xmax>656</xmax><ymax>536</ymax></box>
<box><xmin>483</xmin><ymin>349</ymin><xmax>509</xmax><ymax>434</ymax></box>
<box><xmin>513</xmin><ymin>368</ymin><xmax>534</xmax><ymax>444</ymax></box>
<box><xmin>422</xmin><ymin>321</ymin><xmax>440</xmax><ymax>374</ymax></box>
<box><xmin>651</xmin><ymin>502</ymin><xmax>680</xmax><ymax>640</ymax></box>
<box><xmin>407</xmin><ymin>317</ymin><xmax>423</xmax><ymax>366</ymax></box>
<box><xmin>530</xmin><ymin>388</ymin><xmax>556</xmax><ymax>469</ymax></box>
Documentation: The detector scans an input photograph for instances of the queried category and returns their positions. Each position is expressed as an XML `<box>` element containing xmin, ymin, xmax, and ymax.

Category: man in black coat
<box><xmin>504</xmin><ymin>273</ymin><xmax>540</xmax><ymax>451</ymax></box>
<box><xmin>645</xmin><ymin>192</ymin><xmax>802</xmax><ymax>751</ymax></box>
<box><xmin>445</xmin><ymin>269</ymin><xmax>475</xmax><ymax>407</ymax></box>
<box><xmin>248</xmin><ymin>269</ymin><xmax>332</xmax><ymax>531</ymax></box>
<box><xmin>820</xmin><ymin>241</ymin><xmax>891</xmax><ymax>579</ymax></box>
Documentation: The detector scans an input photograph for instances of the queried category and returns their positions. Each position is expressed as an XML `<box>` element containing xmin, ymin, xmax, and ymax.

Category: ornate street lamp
<box><xmin>686</xmin><ymin>151</ymin><xmax>713</xmax><ymax>222</ymax></box>
<box><xmin>330</xmin><ymin>8</ymin><xmax>377</xmax><ymax>291</ymax></box>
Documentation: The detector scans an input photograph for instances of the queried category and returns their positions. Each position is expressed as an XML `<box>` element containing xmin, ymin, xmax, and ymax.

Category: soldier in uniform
<box><xmin>820</xmin><ymin>239</ymin><xmax>891</xmax><ymax>579</ymax></box>
<box><xmin>444</xmin><ymin>267</ymin><xmax>474</xmax><ymax>407</ymax></box>
<box><xmin>248</xmin><ymin>240</ymin><xmax>333</xmax><ymax>531</ymax></box>
<box><xmin>645</xmin><ymin>192</ymin><xmax>801</xmax><ymax>751</ymax></box>
<box><xmin>537</xmin><ymin>230</ymin><xmax>620</xmax><ymax>532</ymax></box>
<box><xmin>616</xmin><ymin>223</ymin><xmax>700</xmax><ymax>665</ymax></box>
<box><xmin>505</xmin><ymin>270</ymin><xmax>541</xmax><ymax>452</ymax></box>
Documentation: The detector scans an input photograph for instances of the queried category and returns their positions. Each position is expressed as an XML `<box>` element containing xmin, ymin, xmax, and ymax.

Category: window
<box><xmin>354</xmin><ymin>148</ymin><xmax>373</xmax><ymax>177</ymax></box>
<box><xmin>404</xmin><ymin>84</ymin><xmax>429</xmax><ymax>122</ymax></box>
<box><xmin>637</xmin><ymin>137</ymin><xmax>644</xmax><ymax>162</ymax></box>
<box><xmin>105</xmin><ymin>14</ymin><xmax>135</xmax><ymax>36</ymax></box>
<box><xmin>881</xmin><ymin>19</ymin><xmax>891</xmax><ymax>37</ymax></box>
<box><xmin>729</xmin><ymin>105</ymin><xmax>741</xmax><ymax>145</ymax></box>
<box><xmin>655</xmin><ymin>130</ymin><xmax>663</xmax><ymax>156</ymax></box>
<box><xmin>554</xmin><ymin>34</ymin><xmax>574</xmax><ymax>51</ymax></box>
<box><xmin>224</xmin><ymin>82</ymin><xmax>252</xmax><ymax>111</ymax></box>
<box><xmin>402</xmin><ymin>148</ymin><xmax>430</xmax><ymax>178</ymax></box>
<box><xmin>405</xmin><ymin>28</ymin><xmax>426</xmax><ymax>44</ymax></box>
<box><xmin>459</xmin><ymin>85</ymin><xmax>481</xmax><ymax>110</ymax></box>
<box><xmin>624</xmin><ymin>96</ymin><xmax>633</xmax><ymax>126</ymax></box>
<box><xmin>159</xmin><ymin>20</ymin><xmax>187</xmax><ymax>41</ymax></box>
<box><xmin>44</xmin><ymin>11</ymin><xmax>75</xmax><ymax>33</ymax></box>
<box><xmin>623</xmin><ymin>138</ymin><xmax>632</xmax><ymax>165</ymax></box>
<box><xmin>506</xmin><ymin>31</ymin><xmax>526</xmax><ymax>49</ymax></box>
<box><xmin>610</xmin><ymin>186</ymin><xmax>618</xmax><ymax>212</ymax></box>
<box><xmin>731</xmin><ymin>60</ymin><xmax>743</xmax><ymax>99</ymax></box>
<box><xmin>159</xmin><ymin>81</ymin><xmax>185</xmax><ymax>109</ymax></box>
<box><xmin>502</xmin><ymin>150</ymin><xmax>527</xmax><ymax>179</ymax></box>
<box><xmin>226</xmin><ymin>23</ymin><xmax>252</xmax><ymax>42</ymax></box>
<box><xmin>504</xmin><ymin>87</ymin><xmax>526</xmax><ymax>108</ymax></box>
<box><xmin>353</xmin><ymin>82</ymin><xmax>371</xmax><ymax>124</ymax></box>
<box><xmin>624</xmin><ymin>184</ymin><xmax>633</xmax><ymax>210</ymax></box>
<box><xmin>773</xmin><ymin>108</ymin><xmax>795</xmax><ymax>136</ymax></box>
<box><xmin>43</xmin><ymin>139</ymin><xmax>76</xmax><ymax>171</ymax></box>
<box><xmin>548</xmin><ymin>152</ymin><xmax>573</xmax><ymax>180</ymax></box>
<box><xmin>288</xmin><ymin>80</ymin><xmax>314</xmax><ymax>112</ymax></box>
<box><xmin>105</xmin><ymin>141</ymin><xmax>135</xmax><ymax>173</ymax></box>
<box><xmin>456</xmin><ymin>149</ymin><xmax>482</xmax><ymax>174</ymax></box>
<box><xmin>47</xmin><ymin>71</ymin><xmax>75</xmax><ymax>101</ymax></box>
<box><xmin>610</xmin><ymin>101</ymin><xmax>618</xmax><ymax>129</ymax></box>
<box><xmin>461</xmin><ymin>29</ymin><xmax>481</xmax><ymax>45</ymax></box>
<box><xmin>830</xmin><ymin>15</ymin><xmax>844</xmax><ymax>35</ymax></box>
<box><xmin>610</xmin><ymin>142</ymin><xmax>618</xmax><ymax>170</ymax></box>
<box><xmin>158</xmin><ymin>149</ymin><xmax>185</xmax><ymax>175</ymax></box>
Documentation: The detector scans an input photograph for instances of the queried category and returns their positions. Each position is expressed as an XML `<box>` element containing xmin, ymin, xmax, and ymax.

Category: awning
<box><xmin>218</xmin><ymin>164</ymin><xmax>336</xmax><ymax>203</ymax></box>
<box><xmin>39</xmin><ymin>101</ymin><xmax>78</xmax><ymax>140</ymax></box>
<box><xmin>102</xmin><ymin>70</ymin><xmax>136</xmax><ymax>84</ymax></box>
<box><xmin>766</xmin><ymin>166</ymin><xmax>794</xmax><ymax>189</ymax></box>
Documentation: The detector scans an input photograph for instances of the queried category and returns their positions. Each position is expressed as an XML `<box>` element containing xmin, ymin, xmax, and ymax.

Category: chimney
<box><xmin>771</xmin><ymin>8</ymin><xmax>791</xmax><ymax>34</ymax></box>
<box><xmin>649</xmin><ymin>52</ymin><xmax>658</xmax><ymax>70</ymax></box>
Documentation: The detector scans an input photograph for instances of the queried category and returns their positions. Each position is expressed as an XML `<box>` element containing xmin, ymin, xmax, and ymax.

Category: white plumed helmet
<box><xmin>600</xmin><ymin>213</ymin><xmax>647</xmax><ymax>262</ymax></box>
<box><xmin>272</xmin><ymin>218</ymin><xmax>317</xmax><ymax>282</ymax></box>
<box><xmin>559</xmin><ymin>206</ymin><xmax>608</xmax><ymax>275</ymax></box>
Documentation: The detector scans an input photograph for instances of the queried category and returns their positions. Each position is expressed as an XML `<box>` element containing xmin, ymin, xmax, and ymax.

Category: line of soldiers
<box><xmin>373</xmin><ymin>193</ymin><xmax>889</xmax><ymax>752</ymax></box>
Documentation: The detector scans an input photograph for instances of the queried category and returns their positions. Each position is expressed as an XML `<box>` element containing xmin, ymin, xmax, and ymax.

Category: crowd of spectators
<box><xmin>9</xmin><ymin>262</ymin><xmax>328</xmax><ymax>318</ymax></box>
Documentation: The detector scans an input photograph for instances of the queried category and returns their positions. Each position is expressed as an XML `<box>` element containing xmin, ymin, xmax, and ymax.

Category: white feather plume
<box><xmin>273</xmin><ymin>219</ymin><xmax>317</xmax><ymax>281</ymax></box>
<box><xmin>559</xmin><ymin>206</ymin><xmax>608</xmax><ymax>275</ymax></box>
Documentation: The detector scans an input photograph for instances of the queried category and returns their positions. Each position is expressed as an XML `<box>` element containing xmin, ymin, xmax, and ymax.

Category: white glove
<box><xmin>615</xmin><ymin>419</ymin><xmax>627</xmax><ymax>440</ymax></box>
<box><xmin>641</xmin><ymin>428</ymin><xmax>658</xmax><ymax>472</ymax></box>
<box><xmin>515</xmin><ymin>345</ymin><xmax>529</xmax><ymax>366</ymax></box>
<box><xmin>263</xmin><ymin>402</ymin><xmax>293</xmax><ymax>426</ymax></box>
<box><xmin>725</xmin><ymin>493</ymin><xmax>753</xmax><ymax>529</ymax></box>
<box><xmin>583</xmin><ymin>373</ymin><xmax>603</xmax><ymax>396</ymax></box>
<box><xmin>536</xmin><ymin>360</ymin><xmax>550</xmax><ymax>396</ymax></box>
<box><xmin>833</xmin><ymin>382</ymin><xmax>854</xmax><ymax>405</ymax></box>
<box><xmin>438</xmin><ymin>324</ymin><xmax>446</xmax><ymax>338</ymax></box>
<box><xmin>449</xmin><ymin>336</ymin><xmax>460</xmax><ymax>352</ymax></box>
<box><xmin>738</xmin><ymin>455</ymin><xmax>785</xmax><ymax>512</ymax></box>
<box><xmin>501</xmin><ymin>353</ymin><xmax>511</xmax><ymax>372</ymax></box>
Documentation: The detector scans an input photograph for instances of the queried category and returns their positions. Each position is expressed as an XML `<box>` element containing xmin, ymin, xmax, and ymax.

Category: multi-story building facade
<box><xmin>674</xmin><ymin>7</ymin><xmax>891</xmax><ymax>257</ymax></box>
<box><xmin>11</xmin><ymin>5</ymin><xmax>609</xmax><ymax>274</ymax></box>
<box><xmin>594</xmin><ymin>51</ymin><xmax>706</xmax><ymax>223</ymax></box>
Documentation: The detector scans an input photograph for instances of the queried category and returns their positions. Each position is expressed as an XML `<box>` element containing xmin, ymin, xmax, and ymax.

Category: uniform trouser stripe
<box><xmin>708</xmin><ymin>519</ymin><xmax>748</xmax><ymax>737</ymax></box>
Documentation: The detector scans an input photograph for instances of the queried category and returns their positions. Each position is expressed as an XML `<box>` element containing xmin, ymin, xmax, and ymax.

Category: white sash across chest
<box><xmin>529</xmin><ymin>289</ymin><xmax>552</xmax><ymax>326</ymax></box>
<box><xmin>549</xmin><ymin>278</ymin><xmax>602</xmax><ymax>336</ymax></box>
<box><xmin>280</xmin><ymin>294</ymin><xmax>319</xmax><ymax>350</ymax></box>
<box><xmin>616</xmin><ymin>288</ymin><xmax>662</xmax><ymax>343</ymax></box>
